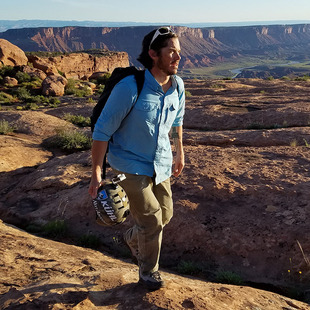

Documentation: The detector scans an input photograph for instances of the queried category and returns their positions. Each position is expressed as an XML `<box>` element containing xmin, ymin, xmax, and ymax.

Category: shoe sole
<box><xmin>138</xmin><ymin>278</ymin><xmax>165</xmax><ymax>290</ymax></box>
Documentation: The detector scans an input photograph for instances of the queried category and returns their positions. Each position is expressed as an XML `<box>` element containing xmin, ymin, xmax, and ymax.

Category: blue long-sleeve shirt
<box><xmin>93</xmin><ymin>69</ymin><xmax>185</xmax><ymax>184</ymax></box>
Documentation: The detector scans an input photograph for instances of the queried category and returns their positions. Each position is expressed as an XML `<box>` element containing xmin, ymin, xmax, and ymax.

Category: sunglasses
<box><xmin>149</xmin><ymin>27</ymin><xmax>173</xmax><ymax>50</ymax></box>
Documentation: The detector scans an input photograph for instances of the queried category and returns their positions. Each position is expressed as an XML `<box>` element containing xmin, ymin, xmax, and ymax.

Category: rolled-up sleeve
<box><xmin>172</xmin><ymin>77</ymin><xmax>185</xmax><ymax>127</ymax></box>
<box><xmin>92</xmin><ymin>77</ymin><xmax>137</xmax><ymax>141</ymax></box>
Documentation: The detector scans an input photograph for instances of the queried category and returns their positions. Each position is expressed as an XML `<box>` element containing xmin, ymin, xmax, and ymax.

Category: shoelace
<box><xmin>151</xmin><ymin>271</ymin><xmax>162</xmax><ymax>281</ymax></box>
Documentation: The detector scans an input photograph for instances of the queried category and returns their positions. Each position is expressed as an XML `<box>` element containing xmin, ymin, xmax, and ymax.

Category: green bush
<box><xmin>95</xmin><ymin>84</ymin><xmax>105</xmax><ymax>95</ymax></box>
<box><xmin>15</xmin><ymin>71</ymin><xmax>31</xmax><ymax>83</ymax></box>
<box><xmin>24</xmin><ymin>102</ymin><xmax>39</xmax><ymax>110</ymax></box>
<box><xmin>48</xmin><ymin>97</ymin><xmax>60</xmax><ymax>108</ymax></box>
<box><xmin>63</xmin><ymin>113</ymin><xmax>91</xmax><ymax>127</ymax></box>
<box><xmin>65</xmin><ymin>80</ymin><xmax>92</xmax><ymax>97</ymax></box>
<box><xmin>64</xmin><ymin>79</ymin><xmax>77</xmax><ymax>95</ymax></box>
<box><xmin>185</xmin><ymin>90</ymin><xmax>192</xmax><ymax>97</ymax></box>
<box><xmin>0</xmin><ymin>120</ymin><xmax>16</xmax><ymax>134</ymax></box>
<box><xmin>46</xmin><ymin>127</ymin><xmax>92</xmax><ymax>151</ymax></box>
<box><xmin>13</xmin><ymin>87</ymin><xmax>32</xmax><ymax>101</ymax></box>
<box><xmin>78</xmin><ymin>234</ymin><xmax>101</xmax><ymax>249</ymax></box>
<box><xmin>0</xmin><ymin>92</ymin><xmax>16</xmax><ymax>104</ymax></box>
<box><xmin>215</xmin><ymin>270</ymin><xmax>243</xmax><ymax>285</ymax></box>
<box><xmin>176</xmin><ymin>260</ymin><xmax>203</xmax><ymax>275</ymax></box>
<box><xmin>95</xmin><ymin>73</ymin><xmax>111</xmax><ymax>85</ymax></box>
<box><xmin>42</xmin><ymin>220</ymin><xmax>68</xmax><ymax>238</ymax></box>
<box><xmin>0</xmin><ymin>65</ymin><xmax>15</xmax><ymax>78</ymax></box>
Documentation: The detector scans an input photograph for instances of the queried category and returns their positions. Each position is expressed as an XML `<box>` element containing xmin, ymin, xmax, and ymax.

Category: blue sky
<box><xmin>1</xmin><ymin>0</ymin><xmax>310</xmax><ymax>24</ymax></box>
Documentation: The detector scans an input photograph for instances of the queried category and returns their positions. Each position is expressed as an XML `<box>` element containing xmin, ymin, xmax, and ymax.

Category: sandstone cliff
<box><xmin>1</xmin><ymin>24</ymin><xmax>310</xmax><ymax>68</ymax></box>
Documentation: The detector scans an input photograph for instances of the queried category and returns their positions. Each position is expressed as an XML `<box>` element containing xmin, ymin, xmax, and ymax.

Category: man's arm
<box><xmin>88</xmin><ymin>140</ymin><xmax>109</xmax><ymax>199</ymax></box>
<box><xmin>171</xmin><ymin>125</ymin><xmax>185</xmax><ymax>177</ymax></box>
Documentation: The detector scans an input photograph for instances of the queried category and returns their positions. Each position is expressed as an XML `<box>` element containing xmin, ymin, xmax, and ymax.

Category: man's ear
<box><xmin>148</xmin><ymin>49</ymin><xmax>158</xmax><ymax>61</ymax></box>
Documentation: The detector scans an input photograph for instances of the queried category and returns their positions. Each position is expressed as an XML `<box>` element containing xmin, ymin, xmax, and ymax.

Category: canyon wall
<box><xmin>1</xmin><ymin>24</ymin><xmax>310</xmax><ymax>68</ymax></box>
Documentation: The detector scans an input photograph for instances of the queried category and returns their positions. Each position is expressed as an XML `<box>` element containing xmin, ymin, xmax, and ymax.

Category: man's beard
<box><xmin>157</xmin><ymin>58</ymin><xmax>178</xmax><ymax>76</ymax></box>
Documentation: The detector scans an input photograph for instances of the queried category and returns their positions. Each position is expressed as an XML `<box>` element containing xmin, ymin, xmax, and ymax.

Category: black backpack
<box><xmin>91</xmin><ymin>66</ymin><xmax>145</xmax><ymax>178</ymax></box>
<box><xmin>90</xmin><ymin>66</ymin><xmax>145</xmax><ymax>132</ymax></box>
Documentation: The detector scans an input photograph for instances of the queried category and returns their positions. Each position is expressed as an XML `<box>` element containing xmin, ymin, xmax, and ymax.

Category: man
<box><xmin>89</xmin><ymin>27</ymin><xmax>185</xmax><ymax>290</ymax></box>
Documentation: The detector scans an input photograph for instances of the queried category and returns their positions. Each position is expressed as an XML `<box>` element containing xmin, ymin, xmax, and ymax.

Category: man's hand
<box><xmin>88</xmin><ymin>140</ymin><xmax>109</xmax><ymax>199</ymax></box>
<box><xmin>173</xmin><ymin>150</ymin><xmax>185</xmax><ymax>177</ymax></box>
<box><xmin>88</xmin><ymin>176</ymin><xmax>103</xmax><ymax>199</ymax></box>
<box><xmin>171</xmin><ymin>126</ymin><xmax>184</xmax><ymax>177</ymax></box>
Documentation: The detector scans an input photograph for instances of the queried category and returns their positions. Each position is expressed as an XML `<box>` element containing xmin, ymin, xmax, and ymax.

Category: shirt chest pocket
<box><xmin>133</xmin><ymin>99</ymin><xmax>159</xmax><ymax>122</ymax></box>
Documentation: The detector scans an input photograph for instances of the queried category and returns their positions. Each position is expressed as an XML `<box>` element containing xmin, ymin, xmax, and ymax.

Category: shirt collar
<box><xmin>145</xmin><ymin>69</ymin><xmax>177</xmax><ymax>93</ymax></box>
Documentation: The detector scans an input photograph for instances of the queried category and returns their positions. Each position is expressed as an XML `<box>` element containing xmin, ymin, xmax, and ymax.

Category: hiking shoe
<box><xmin>123</xmin><ymin>234</ymin><xmax>139</xmax><ymax>265</ymax></box>
<box><xmin>139</xmin><ymin>271</ymin><xmax>165</xmax><ymax>290</ymax></box>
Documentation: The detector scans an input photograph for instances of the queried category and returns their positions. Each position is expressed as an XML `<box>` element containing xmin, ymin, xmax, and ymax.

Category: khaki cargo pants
<box><xmin>115</xmin><ymin>170</ymin><xmax>173</xmax><ymax>274</ymax></box>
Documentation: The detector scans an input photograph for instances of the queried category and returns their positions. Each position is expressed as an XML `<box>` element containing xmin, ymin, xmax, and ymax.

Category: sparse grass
<box><xmin>294</xmin><ymin>75</ymin><xmax>310</xmax><ymax>81</ymax></box>
<box><xmin>78</xmin><ymin>234</ymin><xmax>101</xmax><ymax>249</ymax></box>
<box><xmin>0</xmin><ymin>91</ymin><xmax>16</xmax><ymax>104</ymax></box>
<box><xmin>0</xmin><ymin>119</ymin><xmax>16</xmax><ymax>134</ymax></box>
<box><xmin>304</xmin><ymin>139</ymin><xmax>310</xmax><ymax>148</ymax></box>
<box><xmin>290</xmin><ymin>139</ymin><xmax>298</xmax><ymax>147</ymax></box>
<box><xmin>65</xmin><ymin>79</ymin><xmax>92</xmax><ymax>97</ymax></box>
<box><xmin>45</xmin><ymin>127</ymin><xmax>92</xmax><ymax>151</ymax></box>
<box><xmin>176</xmin><ymin>260</ymin><xmax>203</xmax><ymax>275</ymax></box>
<box><xmin>95</xmin><ymin>84</ymin><xmax>105</xmax><ymax>95</ymax></box>
<box><xmin>42</xmin><ymin>220</ymin><xmax>68</xmax><ymax>238</ymax></box>
<box><xmin>63</xmin><ymin>113</ymin><xmax>91</xmax><ymax>127</ymax></box>
<box><xmin>215</xmin><ymin>270</ymin><xmax>243</xmax><ymax>285</ymax></box>
<box><xmin>185</xmin><ymin>90</ymin><xmax>192</xmax><ymax>97</ymax></box>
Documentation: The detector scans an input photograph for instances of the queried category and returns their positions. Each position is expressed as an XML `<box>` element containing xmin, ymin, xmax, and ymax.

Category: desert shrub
<box><xmin>0</xmin><ymin>65</ymin><xmax>15</xmax><ymax>78</ymax></box>
<box><xmin>15</xmin><ymin>71</ymin><xmax>31</xmax><ymax>83</ymax></box>
<box><xmin>0</xmin><ymin>92</ymin><xmax>16</xmax><ymax>104</ymax></box>
<box><xmin>26</xmin><ymin>95</ymin><xmax>49</xmax><ymax>104</ymax></box>
<box><xmin>12</xmin><ymin>87</ymin><xmax>32</xmax><ymax>101</ymax></box>
<box><xmin>42</xmin><ymin>220</ymin><xmax>68</xmax><ymax>238</ymax></box>
<box><xmin>74</xmin><ymin>86</ymin><xmax>92</xmax><ymax>97</ymax></box>
<box><xmin>78</xmin><ymin>234</ymin><xmax>101</xmax><ymax>249</ymax></box>
<box><xmin>0</xmin><ymin>120</ymin><xmax>16</xmax><ymax>134</ymax></box>
<box><xmin>295</xmin><ymin>75</ymin><xmax>310</xmax><ymax>81</ymax></box>
<box><xmin>24</xmin><ymin>102</ymin><xmax>39</xmax><ymax>110</ymax></box>
<box><xmin>281</xmin><ymin>76</ymin><xmax>291</xmax><ymax>80</ymax></box>
<box><xmin>63</xmin><ymin>113</ymin><xmax>91</xmax><ymax>127</ymax></box>
<box><xmin>176</xmin><ymin>260</ymin><xmax>203</xmax><ymax>275</ymax></box>
<box><xmin>64</xmin><ymin>79</ymin><xmax>77</xmax><ymax>95</ymax></box>
<box><xmin>95</xmin><ymin>73</ymin><xmax>111</xmax><ymax>85</ymax></box>
<box><xmin>215</xmin><ymin>270</ymin><xmax>243</xmax><ymax>285</ymax></box>
<box><xmin>95</xmin><ymin>84</ymin><xmax>105</xmax><ymax>95</ymax></box>
<box><xmin>48</xmin><ymin>97</ymin><xmax>61</xmax><ymax>108</ymax></box>
<box><xmin>46</xmin><ymin>127</ymin><xmax>92</xmax><ymax>151</ymax></box>
<box><xmin>185</xmin><ymin>90</ymin><xmax>192</xmax><ymax>97</ymax></box>
<box><xmin>21</xmin><ymin>79</ymin><xmax>43</xmax><ymax>89</ymax></box>
<box><xmin>65</xmin><ymin>80</ymin><xmax>92</xmax><ymax>97</ymax></box>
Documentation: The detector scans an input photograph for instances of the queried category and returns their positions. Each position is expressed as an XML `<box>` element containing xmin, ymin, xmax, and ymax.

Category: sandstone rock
<box><xmin>27</xmin><ymin>52</ymin><xmax>129</xmax><ymax>80</ymax></box>
<box><xmin>1</xmin><ymin>220</ymin><xmax>309</xmax><ymax>310</ymax></box>
<box><xmin>3</xmin><ymin>76</ymin><xmax>18</xmax><ymax>86</ymax></box>
<box><xmin>0</xmin><ymin>39</ymin><xmax>28</xmax><ymax>66</ymax></box>
<box><xmin>1</xmin><ymin>78</ymin><xmax>310</xmax><ymax>302</ymax></box>
<box><xmin>42</xmin><ymin>75</ymin><xmax>68</xmax><ymax>96</ymax></box>
<box><xmin>28</xmin><ymin>55</ymin><xmax>59</xmax><ymax>76</ymax></box>
<box><xmin>18</xmin><ymin>65</ymin><xmax>47</xmax><ymax>81</ymax></box>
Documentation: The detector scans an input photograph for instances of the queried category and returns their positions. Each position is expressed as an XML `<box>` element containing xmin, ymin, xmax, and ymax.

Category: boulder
<box><xmin>3</xmin><ymin>76</ymin><xmax>18</xmax><ymax>86</ymax></box>
<box><xmin>41</xmin><ymin>75</ymin><xmax>67</xmax><ymax>96</ymax></box>
<box><xmin>18</xmin><ymin>65</ymin><xmax>47</xmax><ymax>81</ymax></box>
<box><xmin>0</xmin><ymin>39</ymin><xmax>28</xmax><ymax>66</ymax></box>
<box><xmin>27</xmin><ymin>55</ymin><xmax>59</xmax><ymax>76</ymax></box>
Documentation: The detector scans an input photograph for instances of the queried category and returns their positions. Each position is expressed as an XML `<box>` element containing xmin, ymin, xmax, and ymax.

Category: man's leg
<box><xmin>120</xmin><ymin>173</ymin><xmax>163</xmax><ymax>274</ymax></box>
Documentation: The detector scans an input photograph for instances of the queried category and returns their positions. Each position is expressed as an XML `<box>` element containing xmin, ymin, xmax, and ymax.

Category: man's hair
<box><xmin>137</xmin><ymin>28</ymin><xmax>178</xmax><ymax>70</ymax></box>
